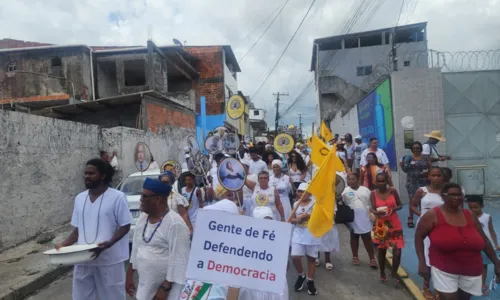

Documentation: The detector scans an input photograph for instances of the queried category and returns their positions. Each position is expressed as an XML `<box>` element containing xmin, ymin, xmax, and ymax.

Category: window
<box><xmin>356</xmin><ymin>65</ymin><xmax>372</xmax><ymax>76</ymax></box>
<box><xmin>7</xmin><ymin>62</ymin><xmax>16</xmax><ymax>72</ymax></box>
<box><xmin>51</xmin><ymin>57</ymin><xmax>62</xmax><ymax>67</ymax></box>
<box><xmin>356</xmin><ymin>67</ymin><xmax>364</xmax><ymax>76</ymax></box>
<box><xmin>124</xmin><ymin>59</ymin><xmax>146</xmax><ymax>86</ymax></box>
<box><xmin>253</xmin><ymin>110</ymin><xmax>260</xmax><ymax>116</ymax></box>
<box><xmin>404</xmin><ymin>60</ymin><xmax>410</xmax><ymax>67</ymax></box>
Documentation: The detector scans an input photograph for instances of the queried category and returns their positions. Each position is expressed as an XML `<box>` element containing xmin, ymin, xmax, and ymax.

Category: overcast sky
<box><xmin>1</xmin><ymin>0</ymin><xmax>499</xmax><ymax>136</ymax></box>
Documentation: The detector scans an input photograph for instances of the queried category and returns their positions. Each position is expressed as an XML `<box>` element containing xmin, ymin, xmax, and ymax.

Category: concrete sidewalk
<box><xmin>0</xmin><ymin>224</ymin><xmax>73</xmax><ymax>300</ymax></box>
<box><xmin>399</xmin><ymin>201</ymin><xmax>500</xmax><ymax>299</ymax></box>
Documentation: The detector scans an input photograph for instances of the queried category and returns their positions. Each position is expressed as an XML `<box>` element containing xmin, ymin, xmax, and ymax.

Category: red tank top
<box><xmin>428</xmin><ymin>207</ymin><xmax>484</xmax><ymax>276</ymax></box>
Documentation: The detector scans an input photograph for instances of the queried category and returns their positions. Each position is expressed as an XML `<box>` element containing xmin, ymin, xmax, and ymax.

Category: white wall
<box><xmin>318</xmin><ymin>41</ymin><xmax>428</xmax><ymax>87</ymax></box>
<box><xmin>329</xmin><ymin>105</ymin><xmax>359</xmax><ymax>135</ymax></box>
<box><xmin>390</xmin><ymin>68</ymin><xmax>445</xmax><ymax>204</ymax></box>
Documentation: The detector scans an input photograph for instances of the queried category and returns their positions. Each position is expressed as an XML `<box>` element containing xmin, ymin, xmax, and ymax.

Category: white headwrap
<box><xmin>252</xmin><ymin>207</ymin><xmax>274</xmax><ymax>220</ymax></box>
<box><xmin>204</xmin><ymin>199</ymin><xmax>239</xmax><ymax>215</ymax></box>
<box><xmin>271</xmin><ymin>159</ymin><xmax>282</xmax><ymax>167</ymax></box>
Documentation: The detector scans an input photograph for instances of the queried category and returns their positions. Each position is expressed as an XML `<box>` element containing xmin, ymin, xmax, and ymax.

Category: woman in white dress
<box><xmin>269</xmin><ymin>159</ymin><xmax>293</xmax><ymax>220</ymax></box>
<box><xmin>290</xmin><ymin>183</ymin><xmax>320</xmax><ymax>295</ymax></box>
<box><xmin>244</xmin><ymin>170</ymin><xmax>285</xmax><ymax>221</ymax></box>
<box><xmin>342</xmin><ymin>173</ymin><xmax>377</xmax><ymax>268</ymax></box>
<box><xmin>287</xmin><ymin>150</ymin><xmax>308</xmax><ymax>190</ymax></box>
<box><xmin>160</xmin><ymin>171</ymin><xmax>193</xmax><ymax>234</ymax></box>
<box><xmin>180</xmin><ymin>173</ymin><xmax>203</xmax><ymax>231</ymax></box>
<box><xmin>411</xmin><ymin>166</ymin><xmax>444</xmax><ymax>299</ymax></box>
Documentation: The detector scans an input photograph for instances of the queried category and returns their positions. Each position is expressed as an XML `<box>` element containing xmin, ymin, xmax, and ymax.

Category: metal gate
<box><xmin>443</xmin><ymin>70</ymin><xmax>500</xmax><ymax>196</ymax></box>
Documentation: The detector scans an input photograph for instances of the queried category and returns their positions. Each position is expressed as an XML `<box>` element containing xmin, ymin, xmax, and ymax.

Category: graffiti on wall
<box><xmin>357</xmin><ymin>79</ymin><xmax>397</xmax><ymax>170</ymax></box>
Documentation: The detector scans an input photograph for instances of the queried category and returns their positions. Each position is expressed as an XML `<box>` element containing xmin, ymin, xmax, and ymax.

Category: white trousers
<box><xmin>72</xmin><ymin>263</ymin><xmax>126</xmax><ymax>300</ymax></box>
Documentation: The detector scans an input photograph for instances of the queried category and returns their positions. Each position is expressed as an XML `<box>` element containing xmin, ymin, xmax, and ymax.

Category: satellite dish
<box><xmin>173</xmin><ymin>38</ymin><xmax>183</xmax><ymax>46</ymax></box>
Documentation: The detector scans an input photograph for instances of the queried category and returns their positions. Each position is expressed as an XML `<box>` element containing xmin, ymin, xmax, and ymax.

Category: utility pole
<box><xmin>297</xmin><ymin>113</ymin><xmax>305</xmax><ymax>140</ymax></box>
<box><xmin>392</xmin><ymin>29</ymin><xmax>398</xmax><ymax>71</ymax></box>
<box><xmin>273</xmin><ymin>92</ymin><xmax>288</xmax><ymax>135</ymax></box>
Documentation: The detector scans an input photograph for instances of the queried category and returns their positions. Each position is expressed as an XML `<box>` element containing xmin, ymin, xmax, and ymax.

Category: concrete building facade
<box><xmin>311</xmin><ymin>22</ymin><xmax>428</xmax><ymax>126</ymax></box>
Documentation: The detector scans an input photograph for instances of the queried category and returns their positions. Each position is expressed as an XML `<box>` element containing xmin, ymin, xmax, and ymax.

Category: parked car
<box><xmin>116</xmin><ymin>170</ymin><xmax>160</xmax><ymax>243</ymax></box>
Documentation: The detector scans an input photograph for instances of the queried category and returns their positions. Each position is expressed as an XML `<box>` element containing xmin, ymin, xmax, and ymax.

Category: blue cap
<box><xmin>143</xmin><ymin>178</ymin><xmax>172</xmax><ymax>196</ymax></box>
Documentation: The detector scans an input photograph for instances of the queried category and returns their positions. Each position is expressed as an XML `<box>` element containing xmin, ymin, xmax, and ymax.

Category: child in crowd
<box><xmin>290</xmin><ymin>183</ymin><xmax>320</xmax><ymax>295</ymax></box>
<box><xmin>467</xmin><ymin>195</ymin><xmax>500</xmax><ymax>295</ymax></box>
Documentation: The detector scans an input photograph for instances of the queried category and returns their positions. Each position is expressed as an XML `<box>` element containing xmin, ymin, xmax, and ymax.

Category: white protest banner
<box><xmin>186</xmin><ymin>209</ymin><xmax>292</xmax><ymax>294</ymax></box>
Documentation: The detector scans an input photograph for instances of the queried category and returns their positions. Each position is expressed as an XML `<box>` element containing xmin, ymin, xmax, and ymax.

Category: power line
<box><xmin>234</xmin><ymin>4</ymin><xmax>283</xmax><ymax>48</ymax></box>
<box><xmin>252</xmin><ymin>0</ymin><xmax>318</xmax><ymax>100</ymax></box>
<box><xmin>239</xmin><ymin>0</ymin><xmax>291</xmax><ymax>62</ymax></box>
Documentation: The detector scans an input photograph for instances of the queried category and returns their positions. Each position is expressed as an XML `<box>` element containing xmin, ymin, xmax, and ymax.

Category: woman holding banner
<box><xmin>245</xmin><ymin>171</ymin><xmax>285</xmax><ymax>222</ymax></box>
<box><xmin>269</xmin><ymin>160</ymin><xmax>293</xmax><ymax>220</ymax></box>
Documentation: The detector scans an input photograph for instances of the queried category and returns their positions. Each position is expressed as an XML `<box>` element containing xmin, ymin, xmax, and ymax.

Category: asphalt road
<box><xmin>27</xmin><ymin>226</ymin><xmax>411</xmax><ymax>300</ymax></box>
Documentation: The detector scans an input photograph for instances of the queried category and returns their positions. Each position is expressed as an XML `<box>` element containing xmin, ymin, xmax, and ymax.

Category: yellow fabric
<box><xmin>307</xmin><ymin>147</ymin><xmax>345</xmax><ymax>238</ymax></box>
<box><xmin>310</xmin><ymin>133</ymin><xmax>329</xmax><ymax>167</ymax></box>
<box><xmin>320</xmin><ymin>122</ymin><xmax>333</xmax><ymax>142</ymax></box>
<box><xmin>306</xmin><ymin>137</ymin><xmax>312</xmax><ymax>147</ymax></box>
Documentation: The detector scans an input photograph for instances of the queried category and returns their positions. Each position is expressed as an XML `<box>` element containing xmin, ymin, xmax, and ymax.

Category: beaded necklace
<box><xmin>142</xmin><ymin>209</ymin><xmax>169</xmax><ymax>243</ymax></box>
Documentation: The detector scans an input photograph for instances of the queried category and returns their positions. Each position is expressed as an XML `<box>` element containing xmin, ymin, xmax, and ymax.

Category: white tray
<box><xmin>44</xmin><ymin>244</ymin><xmax>98</xmax><ymax>265</ymax></box>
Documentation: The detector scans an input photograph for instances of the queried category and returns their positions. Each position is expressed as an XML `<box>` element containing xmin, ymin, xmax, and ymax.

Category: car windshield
<box><xmin>117</xmin><ymin>175</ymin><xmax>159</xmax><ymax>196</ymax></box>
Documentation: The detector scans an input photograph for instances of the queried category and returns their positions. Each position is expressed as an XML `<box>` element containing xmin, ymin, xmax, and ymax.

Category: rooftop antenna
<box><xmin>173</xmin><ymin>38</ymin><xmax>183</xmax><ymax>46</ymax></box>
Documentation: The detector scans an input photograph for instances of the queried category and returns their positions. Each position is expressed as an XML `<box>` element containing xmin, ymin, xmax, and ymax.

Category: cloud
<box><xmin>0</xmin><ymin>0</ymin><xmax>499</xmax><ymax>136</ymax></box>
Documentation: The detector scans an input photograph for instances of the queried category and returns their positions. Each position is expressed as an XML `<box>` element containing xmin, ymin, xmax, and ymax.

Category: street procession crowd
<box><xmin>54</xmin><ymin>124</ymin><xmax>500</xmax><ymax>300</ymax></box>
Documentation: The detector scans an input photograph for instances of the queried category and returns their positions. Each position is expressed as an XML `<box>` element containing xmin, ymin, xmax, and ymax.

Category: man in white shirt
<box><xmin>422</xmin><ymin>130</ymin><xmax>450</xmax><ymax>165</ymax></box>
<box><xmin>56</xmin><ymin>158</ymin><xmax>132</xmax><ymax>300</ymax></box>
<box><xmin>126</xmin><ymin>178</ymin><xmax>190</xmax><ymax>300</ymax></box>
<box><xmin>248</xmin><ymin>147</ymin><xmax>267</xmax><ymax>175</ymax></box>
<box><xmin>359</xmin><ymin>137</ymin><xmax>390</xmax><ymax>170</ymax></box>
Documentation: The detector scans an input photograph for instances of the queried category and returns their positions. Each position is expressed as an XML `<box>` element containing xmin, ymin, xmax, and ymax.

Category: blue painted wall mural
<box><xmin>357</xmin><ymin>79</ymin><xmax>397</xmax><ymax>170</ymax></box>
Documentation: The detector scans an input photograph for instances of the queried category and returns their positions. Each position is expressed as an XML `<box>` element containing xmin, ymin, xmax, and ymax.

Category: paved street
<box><xmin>27</xmin><ymin>226</ymin><xmax>411</xmax><ymax>300</ymax></box>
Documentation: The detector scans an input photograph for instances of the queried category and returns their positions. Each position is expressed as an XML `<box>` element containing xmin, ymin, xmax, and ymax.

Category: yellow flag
<box><xmin>320</xmin><ymin>122</ymin><xmax>333</xmax><ymax>142</ymax></box>
<box><xmin>310</xmin><ymin>133</ymin><xmax>329</xmax><ymax>167</ymax></box>
<box><xmin>307</xmin><ymin>147</ymin><xmax>345</xmax><ymax>238</ymax></box>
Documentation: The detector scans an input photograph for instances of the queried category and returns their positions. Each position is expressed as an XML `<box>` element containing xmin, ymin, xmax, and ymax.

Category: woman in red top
<box><xmin>370</xmin><ymin>173</ymin><xmax>404</xmax><ymax>284</ymax></box>
<box><xmin>415</xmin><ymin>183</ymin><xmax>500</xmax><ymax>299</ymax></box>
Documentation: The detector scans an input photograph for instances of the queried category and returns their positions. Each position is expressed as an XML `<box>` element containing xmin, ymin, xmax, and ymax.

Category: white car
<box><xmin>116</xmin><ymin>170</ymin><xmax>161</xmax><ymax>243</ymax></box>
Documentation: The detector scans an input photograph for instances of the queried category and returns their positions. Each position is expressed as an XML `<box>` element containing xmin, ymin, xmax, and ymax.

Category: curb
<box><xmin>0</xmin><ymin>266</ymin><xmax>72</xmax><ymax>300</ymax></box>
<box><xmin>385</xmin><ymin>252</ymin><xmax>425</xmax><ymax>300</ymax></box>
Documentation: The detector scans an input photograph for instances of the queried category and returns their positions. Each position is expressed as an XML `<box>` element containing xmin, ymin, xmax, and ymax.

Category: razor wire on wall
<box><xmin>405</xmin><ymin>49</ymin><xmax>500</xmax><ymax>72</ymax></box>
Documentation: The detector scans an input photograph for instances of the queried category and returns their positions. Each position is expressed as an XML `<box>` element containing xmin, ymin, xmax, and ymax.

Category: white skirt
<box><xmin>349</xmin><ymin>208</ymin><xmax>373</xmax><ymax>234</ymax></box>
<box><xmin>319</xmin><ymin>226</ymin><xmax>340</xmax><ymax>252</ymax></box>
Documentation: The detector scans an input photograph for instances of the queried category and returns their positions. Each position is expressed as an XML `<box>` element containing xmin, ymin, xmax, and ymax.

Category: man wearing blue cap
<box><xmin>126</xmin><ymin>178</ymin><xmax>191</xmax><ymax>300</ymax></box>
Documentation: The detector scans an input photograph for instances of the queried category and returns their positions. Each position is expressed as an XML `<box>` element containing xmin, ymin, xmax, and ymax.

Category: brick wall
<box><xmin>0</xmin><ymin>38</ymin><xmax>52</xmax><ymax>49</ymax></box>
<box><xmin>145</xmin><ymin>102</ymin><xmax>195</xmax><ymax>133</ymax></box>
<box><xmin>185</xmin><ymin>46</ymin><xmax>224</xmax><ymax>115</ymax></box>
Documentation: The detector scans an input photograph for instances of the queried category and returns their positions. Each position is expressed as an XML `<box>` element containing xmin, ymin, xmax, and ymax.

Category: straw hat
<box><xmin>424</xmin><ymin>130</ymin><xmax>446</xmax><ymax>142</ymax></box>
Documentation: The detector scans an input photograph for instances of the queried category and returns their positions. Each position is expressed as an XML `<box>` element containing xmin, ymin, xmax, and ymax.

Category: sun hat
<box><xmin>424</xmin><ymin>130</ymin><xmax>446</xmax><ymax>142</ymax></box>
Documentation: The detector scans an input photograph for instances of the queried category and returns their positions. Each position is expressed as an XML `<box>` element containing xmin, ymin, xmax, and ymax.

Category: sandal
<box><xmin>379</xmin><ymin>275</ymin><xmax>388</xmax><ymax>284</ymax></box>
<box><xmin>369</xmin><ymin>258</ymin><xmax>378</xmax><ymax>269</ymax></box>
<box><xmin>392</xmin><ymin>277</ymin><xmax>401</xmax><ymax>287</ymax></box>
<box><xmin>407</xmin><ymin>217</ymin><xmax>414</xmax><ymax>228</ymax></box>
<box><xmin>325</xmin><ymin>263</ymin><xmax>333</xmax><ymax>270</ymax></box>
<box><xmin>352</xmin><ymin>257</ymin><xmax>360</xmax><ymax>266</ymax></box>
<box><xmin>482</xmin><ymin>285</ymin><xmax>489</xmax><ymax>295</ymax></box>
<box><xmin>422</xmin><ymin>288</ymin><xmax>435</xmax><ymax>300</ymax></box>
